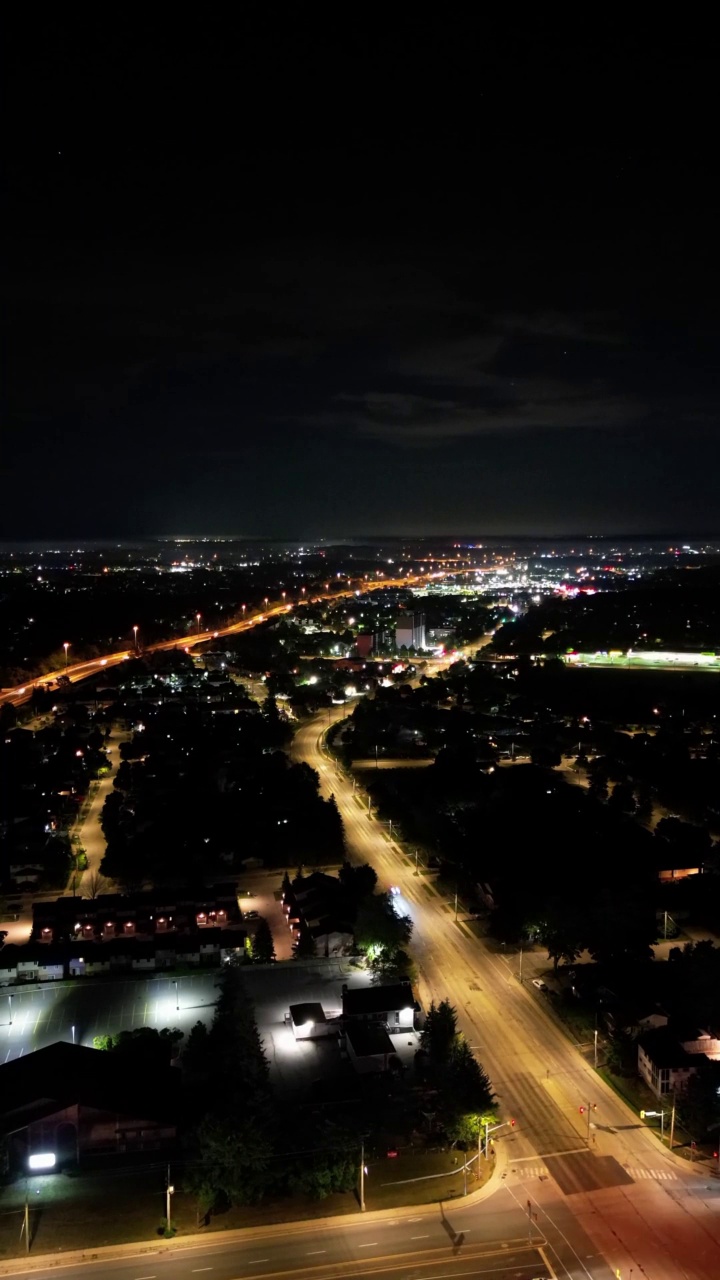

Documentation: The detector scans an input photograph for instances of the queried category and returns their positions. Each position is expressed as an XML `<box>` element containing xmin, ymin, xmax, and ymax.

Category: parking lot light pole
<box><xmin>166</xmin><ymin>1166</ymin><xmax>174</xmax><ymax>1230</ymax></box>
<box><xmin>359</xmin><ymin>1140</ymin><xmax>366</xmax><ymax>1211</ymax></box>
<box><xmin>173</xmin><ymin>980</ymin><xmax>179</xmax><ymax>1012</ymax></box>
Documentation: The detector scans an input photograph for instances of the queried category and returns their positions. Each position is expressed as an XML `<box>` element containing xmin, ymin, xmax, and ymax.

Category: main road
<box><xmin>290</xmin><ymin>707</ymin><xmax>720</xmax><ymax>1280</ymax></box>
<box><xmin>0</xmin><ymin>1208</ymin><xmax>562</xmax><ymax>1280</ymax></box>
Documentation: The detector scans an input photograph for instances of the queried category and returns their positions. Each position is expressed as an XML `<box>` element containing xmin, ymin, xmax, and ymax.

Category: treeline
<box><xmin>100</xmin><ymin>698</ymin><xmax>344</xmax><ymax>884</ymax></box>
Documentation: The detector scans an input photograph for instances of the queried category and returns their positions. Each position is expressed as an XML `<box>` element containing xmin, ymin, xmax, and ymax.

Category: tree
<box><xmin>354</xmin><ymin>893</ymin><xmax>412</xmax><ymax>959</ymax></box>
<box><xmin>182</xmin><ymin>1021</ymin><xmax>211</xmax><ymax>1075</ymax></box>
<box><xmin>250</xmin><ymin>918</ymin><xmax>276</xmax><ymax>964</ymax></box>
<box><xmin>421</xmin><ymin>999</ymin><xmax>458</xmax><ymax>1064</ymax></box>
<box><xmin>445</xmin><ymin>1037</ymin><xmax>495</xmax><ymax>1115</ymax></box>
<box><xmin>286</xmin><ymin>1124</ymin><xmax>357</xmax><ymax>1199</ymax></box>
<box><xmin>86</xmin><ymin>871</ymin><xmax>107</xmax><ymax>899</ymax></box>
<box><xmin>188</xmin><ymin>1112</ymin><xmax>274</xmax><ymax>1211</ymax></box>
<box><xmin>93</xmin><ymin>1026</ymin><xmax>183</xmax><ymax>1065</ymax></box>
<box><xmin>294</xmin><ymin>926</ymin><xmax>317</xmax><ymax>958</ymax></box>
<box><xmin>338</xmin><ymin>860</ymin><xmax>377</xmax><ymax>903</ymax></box>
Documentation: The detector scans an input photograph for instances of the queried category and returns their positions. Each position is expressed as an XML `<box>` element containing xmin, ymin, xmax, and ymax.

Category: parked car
<box><xmin>531</xmin><ymin>978</ymin><xmax>548</xmax><ymax>992</ymax></box>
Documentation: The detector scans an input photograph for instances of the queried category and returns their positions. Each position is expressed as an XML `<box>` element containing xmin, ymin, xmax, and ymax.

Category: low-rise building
<box><xmin>344</xmin><ymin>1022</ymin><xmax>397</xmax><ymax>1074</ymax></box>
<box><xmin>637</xmin><ymin>1025</ymin><xmax>720</xmax><ymax>1097</ymax></box>
<box><xmin>0</xmin><ymin>1042</ymin><xmax>180</xmax><ymax>1171</ymax></box>
<box><xmin>342</xmin><ymin>981</ymin><xmax>415</xmax><ymax>1030</ymax></box>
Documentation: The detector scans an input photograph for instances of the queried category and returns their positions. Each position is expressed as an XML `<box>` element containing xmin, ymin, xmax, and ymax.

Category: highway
<box><xmin>0</xmin><ymin>570</ymin><xmax>482</xmax><ymax>711</ymax></box>
<box><xmin>290</xmin><ymin>708</ymin><xmax>720</xmax><ymax>1280</ymax></box>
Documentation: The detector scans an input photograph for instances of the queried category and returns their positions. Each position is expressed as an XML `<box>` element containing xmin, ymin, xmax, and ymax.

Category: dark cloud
<box><xmin>3</xmin><ymin>17</ymin><xmax>719</xmax><ymax>537</ymax></box>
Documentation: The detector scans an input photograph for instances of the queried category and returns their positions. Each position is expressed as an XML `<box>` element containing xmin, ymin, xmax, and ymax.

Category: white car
<box><xmin>531</xmin><ymin>978</ymin><xmax>548</xmax><ymax>992</ymax></box>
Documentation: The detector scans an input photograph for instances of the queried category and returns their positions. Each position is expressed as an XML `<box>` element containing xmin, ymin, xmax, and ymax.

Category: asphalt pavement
<box><xmin>0</xmin><ymin>1192</ymin><xmax>573</xmax><ymax>1280</ymax></box>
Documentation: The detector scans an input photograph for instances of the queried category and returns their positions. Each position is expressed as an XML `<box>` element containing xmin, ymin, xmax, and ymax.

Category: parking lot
<box><xmin>0</xmin><ymin>961</ymin><xmax>419</xmax><ymax>1096</ymax></box>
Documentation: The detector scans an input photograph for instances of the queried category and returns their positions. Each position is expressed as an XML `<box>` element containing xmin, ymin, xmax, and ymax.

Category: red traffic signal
<box><xmin>510</xmin><ymin>1118</ymin><xmax>516</xmax><ymax>1127</ymax></box>
<box><xmin>579</xmin><ymin>1106</ymin><xmax>585</xmax><ymax>1114</ymax></box>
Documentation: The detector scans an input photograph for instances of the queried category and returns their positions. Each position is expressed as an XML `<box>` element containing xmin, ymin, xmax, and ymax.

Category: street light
<box><xmin>196</xmin><ymin>613</ymin><xmax>202</xmax><ymax>636</ymax></box>
<box><xmin>132</xmin><ymin>625</ymin><xmax>139</xmax><ymax>653</ymax></box>
<box><xmin>8</xmin><ymin>993</ymin><xmax>13</xmax><ymax>1026</ymax></box>
<box><xmin>166</xmin><ymin>1167</ymin><xmax>174</xmax><ymax>1231</ymax></box>
<box><xmin>63</xmin><ymin>642</ymin><xmax>70</xmax><ymax>669</ymax></box>
<box><xmin>173</xmin><ymin>980</ymin><xmax>179</xmax><ymax>1012</ymax></box>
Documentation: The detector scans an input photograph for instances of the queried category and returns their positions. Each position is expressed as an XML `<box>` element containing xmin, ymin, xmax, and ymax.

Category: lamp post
<box><xmin>8</xmin><ymin>993</ymin><xmax>13</xmax><ymax>1026</ymax></box>
<box><xmin>173</xmin><ymin>980</ymin><xmax>179</xmax><ymax>1012</ymax></box>
<box><xmin>133</xmin><ymin>625</ymin><xmax>139</xmax><ymax>653</ymax></box>
<box><xmin>63</xmin><ymin>642</ymin><xmax>70</xmax><ymax>669</ymax></box>
<box><xmin>196</xmin><ymin>613</ymin><xmax>202</xmax><ymax>637</ymax></box>
<box><xmin>359</xmin><ymin>1139</ymin><xmax>367</xmax><ymax>1211</ymax></box>
<box><xmin>166</xmin><ymin>1166</ymin><xmax>174</xmax><ymax>1231</ymax></box>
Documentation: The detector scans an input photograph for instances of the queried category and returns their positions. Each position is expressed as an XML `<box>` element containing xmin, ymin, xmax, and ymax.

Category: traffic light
<box><xmin>579</xmin><ymin>1106</ymin><xmax>585</xmax><ymax>1114</ymax></box>
<box><xmin>510</xmin><ymin>1118</ymin><xmax>516</xmax><ymax>1127</ymax></box>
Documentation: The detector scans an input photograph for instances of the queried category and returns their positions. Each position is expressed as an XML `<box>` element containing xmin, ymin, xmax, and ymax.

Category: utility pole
<box><xmin>594</xmin><ymin>1027</ymin><xmax>598</xmax><ymax>1070</ymax></box>
<box><xmin>454</xmin><ymin>889</ymin><xmax>459</xmax><ymax>922</ymax></box>
<box><xmin>669</xmin><ymin>1096</ymin><xmax>676</xmax><ymax>1150</ymax></box>
<box><xmin>414</xmin><ymin>848</ymin><xmax>419</xmax><ymax>876</ymax></box>
<box><xmin>359</xmin><ymin>1141</ymin><xmax>366</xmax><ymax>1211</ymax></box>
<box><xmin>518</xmin><ymin>946</ymin><xmax>523</xmax><ymax>983</ymax></box>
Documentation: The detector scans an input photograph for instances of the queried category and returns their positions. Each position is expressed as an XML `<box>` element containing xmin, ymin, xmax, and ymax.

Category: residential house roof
<box><xmin>342</xmin><ymin>981</ymin><xmax>414</xmax><ymax>1018</ymax></box>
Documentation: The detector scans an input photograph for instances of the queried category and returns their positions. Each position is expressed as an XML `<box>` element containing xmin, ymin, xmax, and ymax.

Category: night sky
<box><xmin>4</xmin><ymin>18</ymin><xmax>719</xmax><ymax>539</ymax></box>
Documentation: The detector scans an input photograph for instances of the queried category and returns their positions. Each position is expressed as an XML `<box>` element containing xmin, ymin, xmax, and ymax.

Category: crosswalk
<box><xmin>511</xmin><ymin>1162</ymin><xmax>679</xmax><ymax>1183</ymax></box>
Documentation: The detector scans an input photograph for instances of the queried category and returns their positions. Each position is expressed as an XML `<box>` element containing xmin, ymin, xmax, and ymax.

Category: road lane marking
<box><xmin>411</xmin><ymin>1234</ymin><xmax>429</xmax><ymax>1239</ymax></box>
<box><xmin>307</xmin><ymin>1250</ymin><xmax>327</xmax><ymax>1255</ymax></box>
<box><xmin>357</xmin><ymin>1242</ymin><xmax>378</xmax><ymax>1247</ymax></box>
<box><xmin>246</xmin><ymin>1259</ymin><xmax>270</xmax><ymax>1264</ymax></box>
<box><xmin>192</xmin><ymin>1270</ymin><xmax>214</xmax><ymax>1274</ymax></box>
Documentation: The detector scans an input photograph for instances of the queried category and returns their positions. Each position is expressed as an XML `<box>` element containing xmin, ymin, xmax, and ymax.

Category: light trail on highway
<box><xmin>0</xmin><ymin>569</ymin><xmax>483</xmax><ymax>710</ymax></box>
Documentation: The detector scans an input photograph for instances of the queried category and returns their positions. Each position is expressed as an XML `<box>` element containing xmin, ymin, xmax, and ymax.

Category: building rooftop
<box><xmin>0</xmin><ymin>1042</ymin><xmax>180</xmax><ymax>1137</ymax></box>
<box><xmin>289</xmin><ymin>1002</ymin><xmax>326</xmax><ymax>1029</ymax></box>
<box><xmin>638</xmin><ymin>1026</ymin><xmax>696</xmax><ymax>1069</ymax></box>
<box><xmin>346</xmin><ymin>1022</ymin><xmax>395</xmax><ymax>1057</ymax></box>
<box><xmin>342</xmin><ymin>981</ymin><xmax>414</xmax><ymax>1018</ymax></box>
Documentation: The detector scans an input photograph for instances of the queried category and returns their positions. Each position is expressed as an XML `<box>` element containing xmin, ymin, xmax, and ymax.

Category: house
<box><xmin>0</xmin><ymin>1042</ymin><xmax>180</xmax><ymax>1171</ymax></box>
<box><xmin>638</xmin><ymin>1023</ymin><xmax>720</xmax><ymax>1098</ymax></box>
<box><xmin>342</xmin><ymin>981</ymin><xmax>415</xmax><ymax>1030</ymax></box>
<box><xmin>283</xmin><ymin>873</ymin><xmax>355</xmax><ymax>957</ymax></box>
<box><xmin>345</xmin><ymin>1022</ymin><xmax>397</xmax><ymax>1074</ymax></box>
